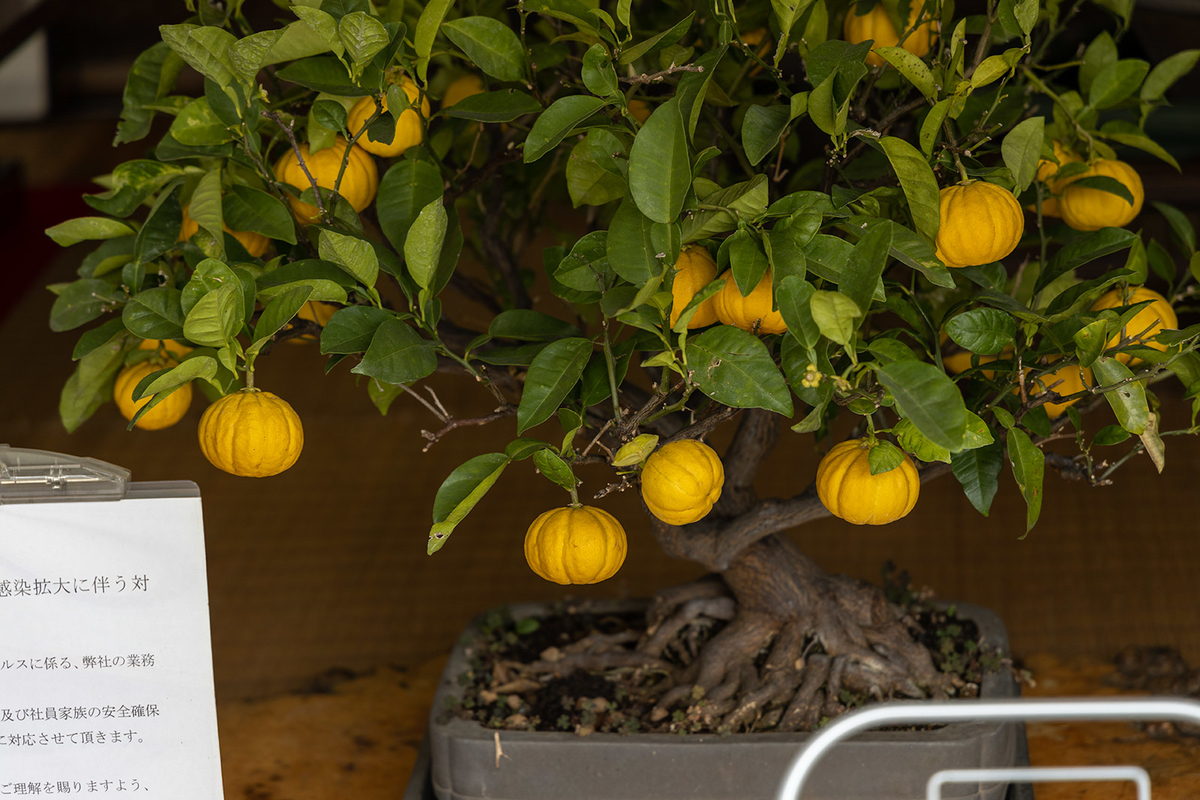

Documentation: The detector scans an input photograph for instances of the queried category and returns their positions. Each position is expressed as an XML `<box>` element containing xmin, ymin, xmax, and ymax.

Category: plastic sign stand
<box><xmin>0</xmin><ymin>445</ymin><xmax>224</xmax><ymax>799</ymax></box>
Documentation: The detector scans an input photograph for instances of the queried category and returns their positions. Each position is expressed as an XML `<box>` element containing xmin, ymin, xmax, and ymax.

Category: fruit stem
<box><xmin>245</xmin><ymin>365</ymin><xmax>256</xmax><ymax>390</ymax></box>
<box><xmin>568</xmin><ymin>483</ymin><xmax>581</xmax><ymax>507</ymax></box>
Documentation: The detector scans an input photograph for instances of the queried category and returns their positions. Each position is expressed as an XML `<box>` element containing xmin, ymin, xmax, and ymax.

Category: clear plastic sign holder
<box><xmin>0</xmin><ymin>444</ymin><xmax>224</xmax><ymax>800</ymax></box>
<box><xmin>775</xmin><ymin>696</ymin><xmax>1200</xmax><ymax>800</ymax></box>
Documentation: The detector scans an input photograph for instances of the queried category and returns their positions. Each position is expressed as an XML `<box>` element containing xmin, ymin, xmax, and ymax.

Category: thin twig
<box><xmin>619</xmin><ymin>64</ymin><xmax>705</xmax><ymax>85</ymax></box>
<box><xmin>261</xmin><ymin>110</ymin><xmax>327</xmax><ymax>220</ymax></box>
<box><xmin>421</xmin><ymin>407</ymin><xmax>516</xmax><ymax>452</ymax></box>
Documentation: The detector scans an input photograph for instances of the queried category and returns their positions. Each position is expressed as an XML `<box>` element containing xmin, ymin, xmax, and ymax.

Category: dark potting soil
<box><xmin>443</xmin><ymin>567</ymin><xmax>1012</xmax><ymax>737</ymax></box>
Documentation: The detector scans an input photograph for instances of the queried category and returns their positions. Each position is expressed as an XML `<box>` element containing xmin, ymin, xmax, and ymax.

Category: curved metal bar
<box><xmin>927</xmin><ymin>766</ymin><xmax>1152</xmax><ymax>800</ymax></box>
<box><xmin>775</xmin><ymin>696</ymin><xmax>1200</xmax><ymax>800</ymax></box>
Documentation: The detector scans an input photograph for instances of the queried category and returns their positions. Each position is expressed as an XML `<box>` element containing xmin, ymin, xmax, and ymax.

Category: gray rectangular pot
<box><xmin>422</xmin><ymin>600</ymin><xmax>1023</xmax><ymax>800</ymax></box>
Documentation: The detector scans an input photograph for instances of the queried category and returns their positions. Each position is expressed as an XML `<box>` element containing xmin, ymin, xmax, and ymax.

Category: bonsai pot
<box><xmin>412</xmin><ymin>600</ymin><xmax>1025</xmax><ymax>800</ymax></box>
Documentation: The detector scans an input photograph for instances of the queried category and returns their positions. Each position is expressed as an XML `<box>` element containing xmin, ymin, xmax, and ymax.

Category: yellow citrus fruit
<box><xmin>670</xmin><ymin>246</ymin><xmax>720</xmax><ymax>329</ymax></box>
<box><xmin>943</xmin><ymin>347</ymin><xmax>1011</xmax><ymax>379</ymax></box>
<box><xmin>523</xmin><ymin>506</ymin><xmax>628</xmax><ymax>585</ymax></box>
<box><xmin>640</xmin><ymin>440</ymin><xmax>725</xmax><ymax>525</ymax></box>
<box><xmin>442</xmin><ymin>74</ymin><xmax>485</xmax><ymax>108</ymax></box>
<box><xmin>179</xmin><ymin>204</ymin><xmax>270</xmax><ymax>258</ymax></box>
<box><xmin>1090</xmin><ymin>286</ymin><xmax>1177</xmax><ymax>365</ymax></box>
<box><xmin>347</xmin><ymin>77</ymin><xmax>431</xmax><ymax>158</ymax></box>
<box><xmin>844</xmin><ymin>2</ymin><xmax>938</xmax><ymax>67</ymax></box>
<box><xmin>1057</xmin><ymin>159</ymin><xmax>1144</xmax><ymax>232</ymax></box>
<box><xmin>713</xmin><ymin>269</ymin><xmax>787</xmax><ymax>334</ymax></box>
<box><xmin>628</xmin><ymin>99</ymin><xmax>652</xmax><ymax>124</ymax></box>
<box><xmin>816</xmin><ymin>439</ymin><xmax>920</xmax><ymax>525</ymax></box>
<box><xmin>273</xmin><ymin>136</ymin><xmax>379</xmax><ymax>222</ymax></box>
<box><xmin>138</xmin><ymin>338</ymin><xmax>193</xmax><ymax>359</ymax></box>
<box><xmin>197</xmin><ymin>389</ymin><xmax>304</xmax><ymax>477</ymax></box>
<box><xmin>287</xmin><ymin>301</ymin><xmax>338</xmax><ymax>345</ymax></box>
<box><xmin>935</xmin><ymin>181</ymin><xmax>1024</xmax><ymax>268</ymax></box>
<box><xmin>113</xmin><ymin>361</ymin><xmax>192</xmax><ymax>431</ymax></box>
<box><xmin>1029</xmin><ymin>140</ymin><xmax>1082</xmax><ymax>218</ymax></box>
<box><xmin>1031</xmin><ymin>362</ymin><xmax>1092</xmax><ymax>419</ymax></box>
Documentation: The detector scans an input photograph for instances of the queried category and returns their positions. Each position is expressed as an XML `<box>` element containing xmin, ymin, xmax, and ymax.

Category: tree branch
<box><xmin>619</xmin><ymin>63</ymin><xmax>705</xmax><ymax>85</ymax></box>
<box><xmin>261</xmin><ymin>110</ymin><xmax>327</xmax><ymax>222</ymax></box>
<box><xmin>713</xmin><ymin>410</ymin><xmax>779</xmax><ymax>517</ymax></box>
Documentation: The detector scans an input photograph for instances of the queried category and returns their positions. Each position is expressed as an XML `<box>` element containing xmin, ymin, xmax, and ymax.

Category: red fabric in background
<box><xmin>0</xmin><ymin>184</ymin><xmax>91</xmax><ymax>323</ymax></box>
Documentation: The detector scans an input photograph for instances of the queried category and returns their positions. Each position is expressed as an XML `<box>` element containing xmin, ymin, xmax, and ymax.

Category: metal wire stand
<box><xmin>775</xmin><ymin>696</ymin><xmax>1200</xmax><ymax>800</ymax></box>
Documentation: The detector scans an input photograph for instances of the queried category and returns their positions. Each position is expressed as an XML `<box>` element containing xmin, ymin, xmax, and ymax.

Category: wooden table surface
<box><xmin>216</xmin><ymin>653</ymin><xmax>1200</xmax><ymax>800</ymax></box>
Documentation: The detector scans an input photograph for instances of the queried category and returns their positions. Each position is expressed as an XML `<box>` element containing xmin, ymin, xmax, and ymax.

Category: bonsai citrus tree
<box><xmin>46</xmin><ymin>0</ymin><xmax>1200</xmax><ymax>729</ymax></box>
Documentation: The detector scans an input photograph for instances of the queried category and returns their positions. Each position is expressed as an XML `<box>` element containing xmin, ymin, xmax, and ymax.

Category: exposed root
<box><xmin>778</xmin><ymin>654</ymin><xmax>831</xmax><ymax>732</ymax></box>
<box><xmin>641</xmin><ymin>596</ymin><xmax>736</xmax><ymax>658</ymax></box>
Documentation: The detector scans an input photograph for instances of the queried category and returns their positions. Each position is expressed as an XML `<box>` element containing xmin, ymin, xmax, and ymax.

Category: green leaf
<box><xmin>376</xmin><ymin>159</ymin><xmax>444</xmax><ymax>254</ymax></box>
<box><xmin>880</xmin><ymin>137</ymin><xmax>940</xmax><ymax>242</ymax></box>
<box><xmin>876</xmin><ymin>361</ymin><xmax>968</xmax><ymax>452</ymax></box>
<box><xmin>618</xmin><ymin>12</ymin><xmax>695</xmax><ymax>65</ymax></box>
<box><xmin>1152</xmin><ymin>201</ymin><xmax>1195</xmax><ymax>255</ymax></box>
<box><xmin>132</xmin><ymin>356</ymin><xmax>218</xmax><ymax>401</ymax></box>
<box><xmin>1002</xmin><ymin>116</ymin><xmax>1044</xmax><ymax>195</ymax></box>
<box><xmin>533</xmin><ymin>449</ymin><xmax>577</xmax><ymax>491</ymax></box>
<box><xmin>839</xmin><ymin>222</ymin><xmax>890</xmax><ymax>315</ymax></box>
<box><xmin>606</xmin><ymin>200</ymin><xmax>660</xmax><ymax>284</ymax></box>
<box><xmin>414</xmin><ymin>0</ymin><xmax>454</xmax><ymax>82</ymax></box>
<box><xmin>729</xmin><ymin>231</ymin><xmax>769</xmax><ymax>297</ymax></box>
<box><xmin>320</xmin><ymin>229</ymin><xmax>380</xmax><ymax>289</ymax></box>
<box><xmin>489</xmin><ymin>310</ymin><xmax>582</xmax><ymax>341</ymax></box>
<box><xmin>1141</xmin><ymin>49</ymin><xmax>1200</xmax><ymax>101</ymax></box>
<box><xmin>875</xmin><ymin>46</ymin><xmax>937</xmax><ymax>101</ymax></box>
<box><xmin>339</xmin><ymin>11</ymin><xmax>389</xmax><ymax>71</ymax></box>
<box><xmin>741</xmin><ymin>105</ymin><xmax>791</xmax><ymax>166</ymax></box>
<box><xmin>1091</xmin><ymin>356</ymin><xmax>1148</xmax><ymax>434</ymax></box>
<box><xmin>895</xmin><ymin>417</ymin><xmax>951</xmax><ymax>463</ymax></box>
<box><xmin>1037</xmin><ymin>227</ymin><xmax>1136</xmax><ymax>292</ymax></box>
<box><xmin>582</xmin><ymin>44</ymin><xmax>619</xmax><ymax>97</ymax></box>
<box><xmin>971</xmin><ymin>52</ymin><xmax>1018</xmax><ymax>89</ymax></box>
<box><xmin>555</xmin><ymin>231</ymin><xmax>611</xmax><ymax>293</ymax></box>
<box><xmin>351</xmin><ymin>317</ymin><xmax>438</xmax><ymax>384</ymax></box>
<box><xmin>681</xmin><ymin>175</ymin><xmax>769</xmax><ymax>242</ymax></box>
<box><xmin>442</xmin><ymin>17</ymin><xmax>526</xmax><ymax>82</ymax></box>
<box><xmin>159</xmin><ymin>24</ymin><xmax>237</xmax><ymax>87</ymax></box>
<box><xmin>676</xmin><ymin>47</ymin><xmax>724</xmax><ymax>141</ymax></box>
<box><xmin>443</xmin><ymin>89</ymin><xmax>543</xmax><ymax>122</ymax></box>
<box><xmin>320</xmin><ymin>306</ymin><xmax>391</xmax><ymax>354</ymax></box>
<box><xmin>809</xmin><ymin>290</ymin><xmax>861</xmax><ymax>346</ymax></box>
<box><xmin>627</xmin><ymin>96</ymin><xmax>691</xmax><ymax>224</ymax></box>
<box><xmin>1073</xmin><ymin>318</ymin><xmax>1108</xmax><ymax>367</ymax></box>
<box><xmin>1007</xmin><ymin>428</ymin><xmax>1044</xmax><ymax>536</ymax></box>
<box><xmin>46</xmin><ymin>217</ymin><xmax>136</xmax><ymax>248</ymax></box>
<box><xmin>517</xmin><ymin>338</ymin><xmax>593</xmax><ymax>433</ymax></box>
<box><xmin>525</xmin><ymin>95</ymin><xmax>608</xmax><ymax>163</ymax></box>
<box><xmin>1089</xmin><ymin>59</ymin><xmax>1150</xmax><ymax>109</ymax></box>
<box><xmin>73</xmin><ymin>319</ymin><xmax>127</xmax><ymax>361</ymax></box>
<box><xmin>59</xmin><ymin>335</ymin><xmax>127</xmax><ymax>433</ymax></box>
<box><xmin>951</xmin><ymin>442</ymin><xmax>1003</xmax><ymax>516</ymax></box>
<box><xmin>688</xmin><ymin>326</ymin><xmax>794</xmax><ymax>416</ymax></box>
<box><xmin>945</xmin><ymin>308</ymin><xmax>1016</xmax><ymax>355</ymax></box>
<box><xmin>169</xmin><ymin>97</ymin><xmax>232</xmax><ymax>146</ymax></box>
<box><xmin>1093</xmin><ymin>424</ymin><xmax>1132</xmax><ymax>446</ymax></box>
<box><xmin>1080</xmin><ymin>32</ymin><xmax>1118</xmax><ymax>96</ymax></box>
<box><xmin>134</xmin><ymin>183</ymin><xmax>183</xmax><ymax>266</ymax></box>
<box><xmin>567</xmin><ymin>139</ymin><xmax>626</xmax><ymax>207</ymax></box>
<box><xmin>115</xmin><ymin>42</ymin><xmax>182</xmax><ymax>145</ymax></box>
<box><xmin>920</xmin><ymin>99</ymin><xmax>951</xmax><ymax>156</ymax></box>
<box><xmin>189</xmin><ymin>167</ymin><xmax>225</xmax><ymax>260</ymax></box>
<box><xmin>1139</xmin><ymin>411</ymin><xmax>1166</xmax><ymax>473</ymax></box>
<box><xmin>122</xmin><ymin>287</ymin><xmax>185</xmax><ymax>339</ymax></box>
<box><xmin>251</xmin><ymin>285</ymin><xmax>314</xmax><ymax>350</ymax></box>
<box><xmin>49</xmin><ymin>280</ymin><xmax>123</xmax><ymax>333</ymax></box>
<box><xmin>506</xmin><ymin>438</ymin><xmax>550</xmax><ymax>460</ymax></box>
<box><xmin>183</xmin><ymin>282</ymin><xmax>240</xmax><ymax>348</ymax></box>
<box><xmin>223</xmin><ymin>185</ymin><xmax>297</xmax><ymax>244</ymax></box>
<box><xmin>868</xmin><ymin>441</ymin><xmax>906</xmax><ymax>475</ymax></box>
<box><xmin>428</xmin><ymin>453</ymin><xmax>511</xmax><ymax>553</ymax></box>
<box><xmin>1067</xmin><ymin>175</ymin><xmax>1134</xmax><ymax>206</ymax></box>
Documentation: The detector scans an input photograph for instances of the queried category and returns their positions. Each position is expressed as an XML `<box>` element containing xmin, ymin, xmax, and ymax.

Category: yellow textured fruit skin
<box><xmin>139</xmin><ymin>338</ymin><xmax>193</xmax><ymax>359</ymax></box>
<box><xmin>114</xmin><ymin>362</ymin><xmax>192</xmax><ymax>431</ymax></box>
<box><xmin>523</xmin><ymin>506</ymin><xmax>628</xmax><ymax>585</ymax></box>
<box><xmin>180</xmin><ymin>205</ymin><xmax>270</xmax><ymax>258</ymax></box>
<box><xmin>816</xmin><ymin>439</ymin><xmax>920</xmax><ymax>525</ymax></box>
<box><xmin>935</xmin><ymin>181</ymin><xmax>1024</xmax><ymax>268</ymax></box>
<box><xmin>273</xmin><ymin>136</ymin><xmax>379</xmax><ymax>222</ymax></box>
<box><xmin>713</xmin><ymin>269</ymin><xmax>787</xmax><ymax>334</ymax></box>
<box><xmin>844</xmin><ymin>3</ymin><xmax>938</xmax><ymax>67</ymax></box>
<box><xmin>347</xmin><ymin>78</ymin><xmax>431</xmax><ymax>158</ymax></box>
<box><xmin>1032</xmin><ymin>363</ymin><xmax>1092</xmax><ymax>419</ymax></box>
<box><xmin>670</xmin><ymin>247</ymin><xmax>720</xmax><ymax>329</ymax></box>
<box><xmin>1058</xmin><ymin>159</ymin><xmax>1144</xmax><ymax>232</ymax></box>
<box><xmin>1029</xmin><ymin>140</ymin><xmax>1081</xmax><ymax>218</ymax></box>
<box><xmin>442</xmin><ymin>74</ymin><xmax>485</xmax><ymax>108</ymax></box>
<box><xmin>1091</xmin><ymin>286</ymin><xmax>1177</xmax><ymax>365</ymax></box>
<box><xmin>197</xmin><ymin>390</ymin><xmax>304</xmax><ymax>478</ymax></box>
<box><xmin>942</xmin><ymin>348</ymin><xmax>1010</xmax><ymax>379</ymax></box>
<box><xmin>641</xmin><ymin>440</ymin><xmax>725</xmax><ymax>525</ymax></box>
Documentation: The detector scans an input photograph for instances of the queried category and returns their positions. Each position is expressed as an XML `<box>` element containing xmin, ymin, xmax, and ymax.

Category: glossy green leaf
<box><xmin>517</xmin><ymin>338</ymin><xmax>593</xmax><ymax>433</ymax></box>
<box><xmin>875</xmin><ymin>46</ymin><xmax>936</xmax><ymax>101</ymax></box>
<box><xmin>627</xmin><ymin>96</ymin><xmax>690</xmax><ymax>224</ymax></box>
<box><xmin>533</xmin><ymin>449</ymin><xmax>577</xmax><ymax>491</ymax></box>
<box><xmin>880</xmin><ymin>136</ymin><xmax>940</xmax><ymax>242</ymax></box>
<box><xmin>403</xmin><ymin>200</ymin><xmax>448</xmax><ymax>291</ymax></box>
<box><xmin>443</xmin><ymin>90</ymin><xmax>542</xmax><ymax>122</ymax></box>
<box><xmin>320</xmin><ymin>306</ymin><xmax>391</xmax><ymax>354</ymax></box>
<box><xmin>122</xmin><ymin>287</ymin><xmax>185</xmax><ymax>339</ymax></box>
<box><xmin>183</xmin><ymin>282</ymin><xmax>240</xmax><ymax>348</ymax></box>
<box><xmin>414</xmin><ymin>0</ymin><xmax>454</xmax><ymax>81</ymax></box>
<box><xmin>49</xmin><ymin>280</ymin><xmax>123</xmax><ymax>333</ymax></box>
<box><xmin>876</xmin><ymin>360</ymin><xmax>968</xmax><ymax>451</ymax></box>
<box><xmin>839</xmin><ymin>223</ymin><xmax>890</xmax><ymax>315</ymax></box>
<box><xmin>606</xmin><ymin>200</ymin><xmax>660</xmax><ymax>284</ymax></box>
<box><xmin>320</xmin><ymin>229</ymin><xmax>379</xmax><ymax>289</ymax></box>
<box><xmin>489</xmin><ymin>310</ymin><xmax>582</xmax><ymax>341</ymax></box>
<box><xmin>1141</xmin><ymin>49</ymin><xmax>1200</xmax><ymax>101</ymax></box>
<box><xmin>115</xmin><ymin>42</ymin><xmax>181</xmax><ymax>145</ymax></box>
<box><xmin>1007</xmin><ymin>428</ymin><xmax>1044</xmax><ymax>536</ymax></box>
<box><xmin>251</xmin><ymin>285</ymin><xmax>313</xmax><ymax>349</ymax></box>
<box><xmin>742</xmin><ymin>104</ymin><xmax>791</xmax><ymax>166</ymax></box>
<box><xmin>428</xmin><ymin>453</ymin><xmax>511</xmax><ymax>553</ymax></box>
<box><xmin>1091</xmin><ymin>356</ymin><xmax>1148</xmax><ymax>434</ymax></box>
<box><xmin>945</xmin><ymin>308</ymin><xmax>1016</xmax><ymax>355</ymax></box>
<box><xmin>339</xmin><ymin>11</ymin><xmax>390</xmax><ymax>70</ymax></box>
<box><xmin>223</xmin><ymin>185</ymin><xmax>297</xmax><ymax>244</ymax></box>
<box><xmin>1001</xmin><ymin>116</ymin><xmax>1044</xmax><ymax>195</ymax></box>
<box><xmin>46</xmin><ymin>217</ymin><xmax>136</xmax><ymax>248</ymax></box>
<box><xmin>525</xmin><ymin>95</ymin><xmax>608</xmax><ymax>163</ymax></box>
<box><xmin>567</xmin><ymin>139</ymin><xmax>626</xmax><ymax>207</ymax></box>
<box><xmin>688</xmin><ymin>326</ymin><xmax>794</xmax><ymax>416</ymax></box>
<box><xmin>443</xmin><ymin>17</ymin><xmax>526</xmax><ymax>82</ymax></box>
<box><xmin>351</xmin><ymin>317</ymin><xmax>438</xmax><ymax>384</ymax></box>
<box><xmin>1089</xmin><ymin>59</ymin><xmax>1150</xmax><ymax>109</ymax></box>
<box><xmin>868</xmin><ymin>441</ymin><xmax>906</xmax><ymax>475</ymax></box>
<box><xmin>809</xmin><ymin>290</ymin><xmax>861</xmax><ymax>345</ymax></box>
<box><xmin>951</xmin><ymin>442</ymin><xmax>1003</xmax><ymax>516</ymax></box>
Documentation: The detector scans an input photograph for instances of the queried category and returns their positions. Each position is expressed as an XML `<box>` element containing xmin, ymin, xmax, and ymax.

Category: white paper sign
<box><xmin>0</xmin><ymin>495</ymin><xmax>223</xmax><ymax>799</ymax></box>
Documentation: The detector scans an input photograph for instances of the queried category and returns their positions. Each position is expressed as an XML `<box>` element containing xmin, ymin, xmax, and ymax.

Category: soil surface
<box><xmin>445</xmin><ymin>570</ymin><xmax>1015</xmax><ymax>735</ymax></box>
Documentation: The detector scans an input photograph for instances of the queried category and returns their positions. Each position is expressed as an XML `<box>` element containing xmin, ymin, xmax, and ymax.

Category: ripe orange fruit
<box><xmin>179</xmin><ymin>204</ymin><xmax>270</xmax><ymax>258</ymax></box>
<box><xmin>347</xmin><ymin>76</ymin><xmax>430</xmax><ymax>158</ymax></box>
<box><xmin>844</xmin><ymin>2</ymin><xmax>938</xmax><ymax>67</ymax></box>
<box><xmin>935</xmin><ymin>181</ymin><xmax>1024</xmax><ymax>268</ymax></box>
<box><xmin>523</xmin><ymin>506</ymin><xmax>628</xmax><ymax>585</ymax></box>
<box><xmin>1057</xmin><ymin>159</ymin><xmax>1144</xmax><ymax>232</ymax></box>
<box><xmin>712</xmin><ymin>269</ymin><xmax>787</xmax><ymax>334</ymax></box>
<box><xmin>669</xmin><ymin>246</ymin><xmax>720</xmax><ymax>329</ymax></box>
<box><xmin>1031</xmin><ymin>362</ymin><xmax>1093</xmax><ymax>419</ymax></box>
<box><xmin>640</xmin><ymin>440</ymin><xmax>724</xmax><ymax>525</ymax></box>
<box><xmin>273</xmin><ymin>136</ymin><xmax>379</xmax><ymax>222</ymax></box>
<box><xmin>1090</xmin><ymin>286</ymin><xmax>1176</xmax><ymax>365</ymax></box>
<box><xmin>113</xmin><ymin>361</ymin><xmax>192</xmax><ymax>431</ymax></box>
<box><xmin>816</xmin><ymin>439</ymin><xmax>920</xmax><ymax>525</ymax></box>
<box><xmin>197</xmin><ymin>389</ymin><xmax>304</xmax><ymax>477</ymax></box>
<box><xmin>138</xmin><ymin>338</ymin><xmax>193</xmax><ymax>359</ymax></box>
<box><xmin>442</xmin><ymin>74</ymin><xmax>485</xmax><ymax>108</ymax></box>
